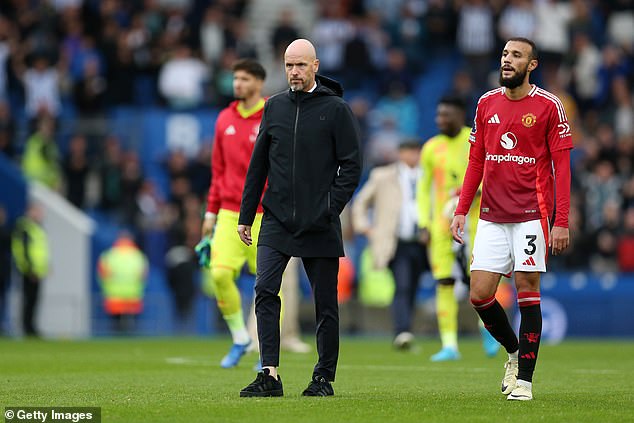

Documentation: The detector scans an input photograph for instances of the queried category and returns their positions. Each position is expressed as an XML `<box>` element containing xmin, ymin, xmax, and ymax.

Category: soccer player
<box><xmin>417</xmin><ymin>96</ymin><xmax>499</xmax><ymax>361</ymax></box>
<box><xmin>451</xmin><ymin>38</ymin><xmax>572</xmax><ymax>401</ymax></box>
<box><xmin>202</xmin><ymin>58</ymin><xmax>267</xmax><ymax>368</ymax></box>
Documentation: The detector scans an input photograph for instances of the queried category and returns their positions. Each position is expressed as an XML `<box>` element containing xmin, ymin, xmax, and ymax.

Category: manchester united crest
<box><xmin>522</xmin><ymin>113</ymin><xmax>537</xmax><ymax>128</ymax></box>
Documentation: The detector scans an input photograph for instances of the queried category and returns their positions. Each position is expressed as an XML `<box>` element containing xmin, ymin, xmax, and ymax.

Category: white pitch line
<box><xmin>337</xmin><ymin>364</ymin><xmax>489</xmax><ymax>373</ymax></box>
<box><xmin>165</xmin><ymin>357</ymin><xmax>214</xmax><ymax>366</ymax></box>
<box><xmin>571</xmin><ymin>369</ymin><xmax>620</xmax><ymax>375</ymax></box>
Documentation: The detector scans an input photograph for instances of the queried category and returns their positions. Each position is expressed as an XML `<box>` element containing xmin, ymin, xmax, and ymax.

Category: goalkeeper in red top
<box><xmin>201</xmin><ymin>59</ymin><xmax>266</xmax><ymax>368</ymax></box>
<box><xmin>451</xmin><ymin>38</ymin><xmax>572</xmax><ymax>401</ymax></box>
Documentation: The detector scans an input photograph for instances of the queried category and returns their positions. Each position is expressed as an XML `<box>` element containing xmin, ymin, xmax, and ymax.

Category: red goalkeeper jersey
<box><xmin>455</xmin><ymin>85</ymin><xmax>572</xmax><ymax>225</ymax></box>
<box><xmin>206</xmin><ymin>100</ymin><xmax>265</xmax><ymax>214</ymax></box>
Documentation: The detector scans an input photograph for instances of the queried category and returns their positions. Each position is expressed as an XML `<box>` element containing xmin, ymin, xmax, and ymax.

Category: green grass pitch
<box><xmin>1</xmin><ymin>337</ymin><xmax>633</xmax><ymax>422</ymax></box>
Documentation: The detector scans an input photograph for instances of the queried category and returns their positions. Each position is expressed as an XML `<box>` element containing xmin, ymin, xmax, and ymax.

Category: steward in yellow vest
<box><xmin>97</xmin><ymin>234</ymin><xmax>147</xmax><ymax>333</ymax></box>
<box><xmin>11</xmin><ymin>204</ymin><xmax>49</xmax><ymax>336</ymax></box>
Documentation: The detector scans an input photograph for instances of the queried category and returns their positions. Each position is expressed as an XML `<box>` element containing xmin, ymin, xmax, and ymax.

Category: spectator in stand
<box><xmin>225</xmin><ymin>20</ymin><xmax>257</xmax><ymax>60</ymax></box>
<box><xmin>596</xmin><ymin>45</ymin><xmax>630</xmax><ymax>110</ymax></box>
<box><xmin>312</xmin><ymin>2</ymin><xmax>354</xmax><ymax>78</ymax></box>
<box><xmin>271</xmin><ymin>9</ymin><xmax>300</xmax><ymax>59</ymax></box>
<box><xmin>449</xmin><ymin>70</ymin><xmax>479</xmax><ymax>123</ymax></box>
<box><xmin>606</xmin><ymin>3</ymin><xmax>634</xmax><ymax>53</ymax></box>
<box><xmin>612</xmin><ymin>78</ymin><xmax>633</xmax><ymax>138</ymax></box>
<box><xmin>570</xmin><ymin>31</ymin><xmax>602</xmax><ymax>115</ymax></box>
<box><xmin>158</xmin><ymin>44</ymin><xmax>208</xmax><ymax>109</ymax></box>
<box><xmin>104</xmin><ymin>30</ymin><xmax>136</xmax><ymax>106</ymax></box>
<box><xmin>623</xmin><ymin>175</ymin><xmax>634</xmax><ymax>210</ymax></box>
<box><xmin>378</xmin><ymin>48</ymin><xmax>415</xmax><ymax>96</ymax></box>
<box><xmin>583</xmin><ymin>160</ymin><xmax>622</xmax><ymax>231</ymax></box>
<box><xmin>211</xmin><ymin>49</ymin><xmax>238</xmax><ymax>107</ymax></box>
<box><xmin>372</xmin><ymin>81</ymin><xmax>419</xmax><ymax>137</ymax></box>
<box><xmin>456</xmin><ymin>0</ymin><xmax>495</xmax><ymax>93</ymax></box>
<box><xmin>342</xmin><ymin>18</ymin><xmax>376</xmax><ymax>90</ymax></box>
<box><xmin>590</xmin><ymin>200</ymin><xmax>621</xmax><ymax>272</ymax></box>
<box><xmin>199</xmin><ymin>5</ymin><xmax>226</xmax><ymax>65</ymax></box>
<box><xmin>365</xmin><ymin>0</ymin><xmax>405</xmax><ymax>25</ymax></box>
<box><xmin>73</xmin><ymin>56</ymin><xmax>107</xmax><ymax>117</ymax></box>
<box><xmin>98</xmin><ymin>135</ymin><xmax>123</xmax><ymax>213</ymax></box>
<box><xmin>533</xmin><ymin>0</ymin><xmax>572</xmax><ymax>82</ymax></box>
<box><xmin>63</xmin><ymin>134</ymin><xmax>90</xmax><ymax>208</ymax></box>
<box><xmin>365</xmin><ymin>115</ymin><xmax>402</xmax><ymax>169</ymax></box>
<box><xmin>0</xmin><ymin>100</ymin><xmax>15</xmax><ymax>158</ymax></box>
<box><xmin>188</xmin><ymin>143</ymin><xmax>212</xmax><ymax>198</ymax></box>
<box><xmin>387</xmin><ymin>4</ymin><xmax>425</xmax><ymax>73</ymax></box>
<box><xmin>120</xmin><ymin>151</ymin><xmax>144</xmax><ymax>227</ymax></box>
<box><xmin>13</xmin><ymin>55</ymin><xmax>63</xmax><ymax>125</ymax></box>
<box><xmin>550</xmin><ymin>202</ymin><xmax>589</xmax><ymax>270</ymax></box>
<box><xmin>618</xmin><ymin>207</ymin><xmax>634</xmax><ymax>272</ymax></box>
<box><xmin>422</xmin><ymin>0</ymin><xmax>458</xmax><ymax>58</ymax></box>
<box><xmin>569</xmin><ymin>0</ymin><xmax>604</xmax><ymax>45</ymax></box>
<box><xmin>358</xmin><ymin>11</ymin><xmax>389</xmax><ymax>72</ymax></box>
<box><xmin>0</xmin><ymin>15</ymin><xmax>13</xmax><ymax>102</ymax></box>
<box><xmin>498</xmin><ymin>0</ymin><xmax>536</xmax><ymax>43</ymax></box>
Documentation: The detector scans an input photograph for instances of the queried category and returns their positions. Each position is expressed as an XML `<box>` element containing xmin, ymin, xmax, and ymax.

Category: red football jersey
<box><xmin>206</xmin><ymin>101</ymin><xmax>265</xmax><ymax>214</ymax></box>
<box><xmin>463</xmin><ymin>85</ymin><xmax>573</xmax><ymax>223</ymax></box>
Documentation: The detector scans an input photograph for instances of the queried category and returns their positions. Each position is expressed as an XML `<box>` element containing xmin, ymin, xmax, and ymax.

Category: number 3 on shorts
<box><xmin>524</xmin><ymin>235</ymin><xmax>537</xmax><ymax>255</ymax></box>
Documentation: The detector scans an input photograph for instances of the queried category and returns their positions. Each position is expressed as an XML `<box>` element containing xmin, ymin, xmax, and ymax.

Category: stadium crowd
<box><xmin>0</xmin><ymin>0</ymin><xmax>633</xmax><ymax>275</ymax></box>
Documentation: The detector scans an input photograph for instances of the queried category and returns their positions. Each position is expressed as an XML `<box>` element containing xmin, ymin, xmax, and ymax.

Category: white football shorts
<box><xmin>470</xmin><ymin>218</ymin><xmax>549</xmax><ymax>275</ymax></box>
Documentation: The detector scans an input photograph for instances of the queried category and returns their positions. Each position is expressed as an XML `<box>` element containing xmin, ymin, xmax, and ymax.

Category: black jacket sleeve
<box><xmin>239</xmin><ymin>102</ymin><xmax>271</xmax><ymax>225</ymax></box>
<box><xmin>330</xmin><ymin>101</ymin><xmax>362</xmax><ymax>215</ymax></box>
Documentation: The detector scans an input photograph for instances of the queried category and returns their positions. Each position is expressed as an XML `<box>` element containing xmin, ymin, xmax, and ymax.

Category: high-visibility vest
<box><xmin>22</xmin><ymin>133</ymin><xmax>61</xmax><ymax>189</ymax></box>
<box><xmin>98</xmin><ymin>239</ymin><xmax>147</xmax><ymax>315</ymax></box>
<box><xmin>11</xmin><ymin>217</ymin><xmax>49</xmax><ymax>279</ymax></box>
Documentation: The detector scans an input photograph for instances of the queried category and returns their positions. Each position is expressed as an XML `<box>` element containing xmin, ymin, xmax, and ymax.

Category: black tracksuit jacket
<box><xmin>239</xmin><ymin>75</ymin><xmax>362</xmax><ymax>257</ymax></box>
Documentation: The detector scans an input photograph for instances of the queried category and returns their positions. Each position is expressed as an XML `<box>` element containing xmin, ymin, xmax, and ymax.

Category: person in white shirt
<box><xmin>21</xmin><ymin>56</ymin><xmax>61</xmax><ymax>120</ymax></box>
<box><xmin>158</xmin><ymin>45</ymin><xmax>209</xmax><ymax>109</ymax></box>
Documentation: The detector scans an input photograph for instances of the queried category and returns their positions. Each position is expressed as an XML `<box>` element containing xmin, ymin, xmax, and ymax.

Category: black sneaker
<box><xmin>302</xmin><ymin>374</ymin><xmax>334</xmax><ymax>396</ymax></box>
<box><xmin>240</xmin><ymin>368</ymin><xmax>283</xmax><ymax>397</ymax></box>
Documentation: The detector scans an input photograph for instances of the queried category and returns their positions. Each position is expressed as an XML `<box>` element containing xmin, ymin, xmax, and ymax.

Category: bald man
<box><xmin>238</xmin><ymin>39</ymin><xmax>362</xmax><ymax>397</ymax></box>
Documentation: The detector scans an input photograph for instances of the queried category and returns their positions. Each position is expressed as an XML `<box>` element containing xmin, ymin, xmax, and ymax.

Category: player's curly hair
<box><xmin>232</xmin><ymin>58</ymin><xmax>266</xmax><ymax>80</ymax></box>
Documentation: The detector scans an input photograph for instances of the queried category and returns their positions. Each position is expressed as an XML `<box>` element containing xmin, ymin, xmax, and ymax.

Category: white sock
<box><xmin>509</xmin><ymin>350</ymin><xmax>519</xmax><ymax>361</ymax></box>
<box><xmin>516</xmin><ymin>379</ymin><xmax>532</xmax><ymax>388</ymax></box>
<box><xmin>231</xmin><ymin>327</ymin><xmax>250</xmax><ymax>345</ymax></box>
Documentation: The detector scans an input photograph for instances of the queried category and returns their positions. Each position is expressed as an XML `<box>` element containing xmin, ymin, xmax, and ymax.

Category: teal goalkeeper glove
<box><xmin>194</xmin><ymin>236</ymin><xmax>212</xmax><ymax>269</ymax></box>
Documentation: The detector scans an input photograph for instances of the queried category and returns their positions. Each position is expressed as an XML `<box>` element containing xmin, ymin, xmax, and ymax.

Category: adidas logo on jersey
<box><xmin>224</xmin><ymin>125</ymin><xmax>236</xmax><ymax>135</ymax></box>
<box><xmin>488</xmin><ymin>114</ymin><xmax>500</xmax><ymax>124</ymax></box>
<box><xmin>522</xmin><ymin>257</ymin><xmax>536</xmax><ymax>266</ymax></box>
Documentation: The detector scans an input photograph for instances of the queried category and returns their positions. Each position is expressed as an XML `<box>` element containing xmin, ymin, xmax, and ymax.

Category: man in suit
<box><xmin>352</xmin><ymin>141</ymin><xmax>429</xmax><ymax>349</ymax></box>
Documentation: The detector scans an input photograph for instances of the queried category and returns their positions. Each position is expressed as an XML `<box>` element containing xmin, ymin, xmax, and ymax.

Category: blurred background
<box><xmin>0</xmin><ymin>0</ymin><xmax>632</xmax><ymax>340</ymax></box>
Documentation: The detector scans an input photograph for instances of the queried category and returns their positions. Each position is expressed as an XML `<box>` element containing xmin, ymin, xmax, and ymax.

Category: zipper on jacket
<box><xmin>292</xmin><ymin>90</ymin><xmax>299</xmax><ymax>224</ymax></box>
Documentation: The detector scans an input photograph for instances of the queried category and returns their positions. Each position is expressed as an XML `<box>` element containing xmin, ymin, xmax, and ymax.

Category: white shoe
<box><xmin>501</xmin><ymin>358</ymin><xmax>518</xmax><ymax>395</ymax></box>
<box><xmin>507</xmin><ymin>381</ymin><xmax>533</xmax><ymax>401</ymax></box>
<box><xmin>281</xmin><ymin>338</ymin><xmax>311</xmax><ymax>353</ymax></box>
<box><xmin>393</xmin><ymin>332</ymin><xmax>414</xmax><ymax>351</ymax></box>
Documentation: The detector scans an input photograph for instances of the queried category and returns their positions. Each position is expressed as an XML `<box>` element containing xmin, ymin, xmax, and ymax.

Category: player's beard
<box><xmin>499</xmin><ymin>64</ymin><xmax>528</xmax><ymax>89</ymax></box>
